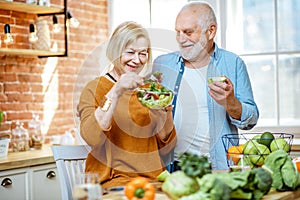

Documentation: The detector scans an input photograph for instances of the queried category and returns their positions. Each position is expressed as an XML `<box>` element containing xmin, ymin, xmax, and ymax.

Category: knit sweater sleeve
<box><xmin>77</xmin><ymin>77</ymin><xmax>114</xmax><ymax>146</ymax></box>
<box><xmin>156</xmin><ymin>127</ymin><xmax>177</xmax><ymax>156</ymax></box>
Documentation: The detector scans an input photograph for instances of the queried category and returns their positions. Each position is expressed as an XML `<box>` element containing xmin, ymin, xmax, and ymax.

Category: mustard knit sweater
<box><xmin>77</xmin><ymin>76</ymin><xmax>176</xmax><ymax>188</ymax></box>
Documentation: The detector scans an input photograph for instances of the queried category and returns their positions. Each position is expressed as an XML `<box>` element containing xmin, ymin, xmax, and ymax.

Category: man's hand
<box><xmin>208</xmin><ymin>76</ymin><xmax>242</xmax><ymax>120</ymax></box>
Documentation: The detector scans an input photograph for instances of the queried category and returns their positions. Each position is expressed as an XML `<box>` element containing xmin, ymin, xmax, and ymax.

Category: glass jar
<box><xmin>11</xmin><ymin>121</ymin><xmax>30</xmax><ymax>152</ymax></box>
<box><xmin>28</xmin><ymin>114</ymin><xmax>43</xmax><ymax>149</ymax></box>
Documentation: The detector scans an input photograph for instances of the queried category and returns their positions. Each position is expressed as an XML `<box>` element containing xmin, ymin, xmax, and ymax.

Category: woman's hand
<box><xmin>151</xmin><ymin>105</ymin><xmax>174</xmax><ymax>141</ymax></box>
<box><xmin>114</xmin><ymin>72</ymin><xmax>144</xmax><ymax>96</ymax></box>
<box><xmin>95</xmin><ymin>72</ymin><xmax>144</xmax><ymax>131</ymax></box>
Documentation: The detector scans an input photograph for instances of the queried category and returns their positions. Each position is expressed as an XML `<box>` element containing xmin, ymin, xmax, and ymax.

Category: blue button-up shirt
<box><xmin>153</xmin><ymin>44</ymin><xmax>259</xmax><ymax>170</ymax></box>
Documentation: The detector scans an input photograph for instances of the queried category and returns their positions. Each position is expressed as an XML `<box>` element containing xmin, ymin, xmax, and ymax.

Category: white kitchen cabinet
<box><xmin>0</xmin><ymin>168</ymin><xmax>29</xmax><ymax>200</ymax></box>
<box><xmin>0</xmin><ymin>163</ymin><xmax>61</xmax><ymax>200</ymax></box>
<box><xmin>30</xmin><ymin>163</ymin><xmax>61</xmax><ymax>200</ymax></box>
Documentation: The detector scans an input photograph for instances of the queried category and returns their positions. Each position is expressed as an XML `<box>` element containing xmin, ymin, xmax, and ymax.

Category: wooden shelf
<box><xmin>0</xmin><ymin>48</ymin><xmax>66</xmax><ymax>57</ymax></box>
<box><xmin>0</xmin><ymin>0</ymin><xmax>64</xmax><ymax>14</ymax></box>
<box><xmin>0</xmin><ymin>0</ymin><xmax>68</xmax><ymax>57</ymax></box>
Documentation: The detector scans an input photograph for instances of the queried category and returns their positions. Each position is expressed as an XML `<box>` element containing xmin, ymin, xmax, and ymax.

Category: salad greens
<box><xmin>137</xmin><ymin>81</ymin><xmax>173</xmax><ymax>109</ymax></box>
<box><xmin>160</xmin><ymin>152</ymin><xmax>273</xmax><ymax>200</ymax></box>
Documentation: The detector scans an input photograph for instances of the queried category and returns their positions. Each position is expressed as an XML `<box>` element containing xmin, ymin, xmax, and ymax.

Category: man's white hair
<box><xmin>180</xmin><ymin>1</ymin><xmax>217</xmax><ymax>31</ymax></box>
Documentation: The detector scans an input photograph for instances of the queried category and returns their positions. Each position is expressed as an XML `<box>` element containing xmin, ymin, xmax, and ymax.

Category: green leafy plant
<box><xmin>0</xmin><ymin>111</ymin><xmax>3</xmax><ymax>127</ymax></box>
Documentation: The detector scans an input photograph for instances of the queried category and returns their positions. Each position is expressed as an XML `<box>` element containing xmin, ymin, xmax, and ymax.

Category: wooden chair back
<box><xmin>52</xmin><ymin>145</ymin><xmax>90</xmax><ymax>200</ymax></box>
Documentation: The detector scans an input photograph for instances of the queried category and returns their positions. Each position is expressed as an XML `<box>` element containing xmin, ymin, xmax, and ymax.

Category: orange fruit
<box><xmin>227</xmin><ymin>145</ymin><xmax>243</xmax><ymax>164</ymax></box>
<box><xmin>293</xmin><ymin>158</ymin><xmax>300</xmax><ymax>173</ymax></box>
<box><xmin>238</xmin><ymin>144</ymin><xmax>244</xmax><ymax>153</ymax></box>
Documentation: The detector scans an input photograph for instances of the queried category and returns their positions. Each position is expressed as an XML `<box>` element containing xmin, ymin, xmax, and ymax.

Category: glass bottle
<box><xmin>11</xmin><ymin>121</ymin><xmax>30</xmax><ymax>152</ymax></box>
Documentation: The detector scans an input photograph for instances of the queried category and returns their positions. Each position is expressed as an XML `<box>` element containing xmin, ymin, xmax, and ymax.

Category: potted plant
<box><xmin>0</xmin><ymin>111</ymin><xmax>10</xmax><ymax>158</ymax></box>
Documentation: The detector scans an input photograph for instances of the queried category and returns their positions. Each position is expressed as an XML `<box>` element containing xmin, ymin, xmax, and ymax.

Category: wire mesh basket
<box><xmin>222</xmin><ymin>133</ymin><xmax>294</xmax><ymax>168</ymax></box>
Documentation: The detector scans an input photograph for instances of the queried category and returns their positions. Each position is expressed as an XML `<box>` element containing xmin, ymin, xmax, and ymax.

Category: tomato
<box><xmin>149</xmin><ymin>93</ymin><xmax>159</xmax><ymax>100</ymax></box>
<box><xmin>124</xmin><ymin>177</ymin><xmax>155</xmax><ymax>200</ymax></box>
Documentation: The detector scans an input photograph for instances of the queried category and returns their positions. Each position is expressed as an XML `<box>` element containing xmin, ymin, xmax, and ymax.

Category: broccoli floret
<box><xmin>197</xmin><ymin>174</ymin><xmax>231</xmax><ymax>200</ymax></box>
<box><xmin>178</xmin><ymin>152</ymin><xmax>212</xmax><ymax>178</ymax></box>
<box><xmin>252</xmin><ymin>168</ymin><xmax>273</xmax><ymax>195</ymax></box>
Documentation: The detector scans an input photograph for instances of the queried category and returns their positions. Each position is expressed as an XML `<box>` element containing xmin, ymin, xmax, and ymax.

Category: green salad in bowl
<box><xmin>137</xmin><ymin>81</ymin><xmax>173</xmax><ymax>109</ymax></box>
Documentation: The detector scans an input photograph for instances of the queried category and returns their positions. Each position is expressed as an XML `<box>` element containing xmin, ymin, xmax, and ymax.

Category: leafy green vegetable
<box><xmin>281</xmin><ymin>156</ymin><xmax>297</xmax><ymax>189</ymax></box>
<box><xmin>178</xmin><ymin>152</ymin><xmax>212</xmax><ymax>178</ymax></box>
<box><xmin>263</xmin><ymin>150</ymin><xmax>287</xmax><ymax>190</ymax></box>
<box><xmin>178</xmin><ymin>190</ymin><xmax>210</xmax><ymax>200</ymax></box>
<box><xmin>197</xmin><ymin>168</ymin><xmax>273</xmax><ymax>200</ymax></box>
<box><xmin>228</xmin><ymin>171</ymin><xmax>252</xmax><ymax>190</ymax></box>
<box><xmin>197</xmin><ymin>174</ymin><xmax>231</xmax><ymax>200</ymax></box>
<box><xmin>162</xmin><ymin>171</ymin><xmax>199</xmax><ymax>200</ymax></box>
<box><xmin>163</xmin><ymin>152</ymin><xmax>273</xmax><ymax>200</ymax></box>
<box><xmin>152</xmin><ymin>71</ymin><xmax>163</xmax><ymax>83</ymax></box>
<box><xmin>252</xmin><ymin>168</ymin><xmax>273</xmax><ymax>195</ymax></box>
<box><xmin>263</xmin><ymin>149</ymin><xmax>300</xmax><ymax>191</ymax></box>
<box><xmin>230</xmin><ymin>188</ymin><xmax>252</xmax><ymax>200</ymax></box>
<box><xmin>150</xmin><ymin>82</ymin><xmax>159</xmax><ymax>91</ymax></box>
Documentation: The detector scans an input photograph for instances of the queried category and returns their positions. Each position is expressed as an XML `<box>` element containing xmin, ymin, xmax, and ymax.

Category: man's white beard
<box><xmin>180</xmin><ymin>34</ymin><xmax>208</xmax><ymax>61</ymax></box>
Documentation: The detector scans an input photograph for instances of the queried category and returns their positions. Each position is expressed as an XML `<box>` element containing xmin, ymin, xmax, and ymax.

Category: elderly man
<box><xmin>153</xmin><ymin>2</ymin><xmax>259</xmax><ymax>170</ymax></box>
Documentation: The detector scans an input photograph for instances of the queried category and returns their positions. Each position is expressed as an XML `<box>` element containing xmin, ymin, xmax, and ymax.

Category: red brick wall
<box><xmin>0</xmin><ymin>0</ymin><xmax>108</xmax><ymax>137</ymax></box>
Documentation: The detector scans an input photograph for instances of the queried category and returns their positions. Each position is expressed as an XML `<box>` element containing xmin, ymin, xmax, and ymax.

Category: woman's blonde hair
<box><xmin>106</xmin><ymin>21</ymin><xmax>152</xmax><ymax>77</ymax></box>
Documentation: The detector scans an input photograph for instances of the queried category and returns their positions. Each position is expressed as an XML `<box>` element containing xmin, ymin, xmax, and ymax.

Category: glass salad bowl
<box><xmin>136</xmin><ymin>81</ymin><xmax>174</xmax><ymax>109</ymax></box>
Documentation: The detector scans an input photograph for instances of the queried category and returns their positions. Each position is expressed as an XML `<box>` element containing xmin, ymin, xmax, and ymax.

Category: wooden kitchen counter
<box><xmin>102</xmin><ymin>186</ymin><xmax>300</xmax><ymax>200</ymax></box>
<box><xmin>0</xmin><ymin>144</ymin><xmax>55</xmax><ymax>171</ymax></box>
<box><xmin>263</xmin><ymin>189</ymin><xmax>300</xmax><ymax>200</ymax></box>
<box><xmin>292</xmin><ymin>144</ymin><xmax>300</xmax><ymax>152</ymax></box>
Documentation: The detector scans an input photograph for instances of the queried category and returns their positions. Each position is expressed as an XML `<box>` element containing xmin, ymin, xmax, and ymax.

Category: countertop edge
<box><xmin>0</xmin><ymin>144</ymin><xmax>55</xmax><ymax>171</ymax></box>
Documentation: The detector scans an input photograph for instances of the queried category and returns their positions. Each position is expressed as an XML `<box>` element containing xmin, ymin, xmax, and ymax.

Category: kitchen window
<box><xmin>224</xmin><ymin>0</ymin><xmax>300</xmax><ymax>134</ymax></box>
<box><xmin>109</xmin><ymin>0</ymin><xmax>300</xmax><ymax>134</ymax></box>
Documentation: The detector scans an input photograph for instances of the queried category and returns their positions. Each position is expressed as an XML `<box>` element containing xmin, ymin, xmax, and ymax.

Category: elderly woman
<box><xmin>77</xmin><ymin>21</ymin><xmax>176</xmax><ymax>188</ymax></box>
